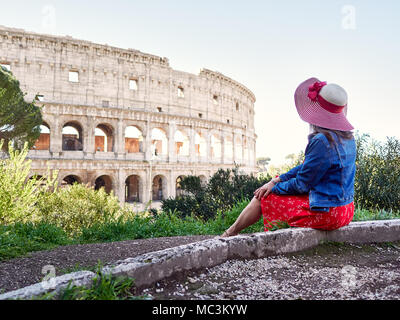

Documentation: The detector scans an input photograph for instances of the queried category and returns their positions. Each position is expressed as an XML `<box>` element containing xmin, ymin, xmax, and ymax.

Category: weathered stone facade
<box><xmin>0</xmin><ymin>25</ymin><xmax>257</xmax><ymax>208</ymax></box>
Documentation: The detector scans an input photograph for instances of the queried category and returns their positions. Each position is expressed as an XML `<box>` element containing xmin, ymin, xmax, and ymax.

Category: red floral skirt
<box><xmin>260</xmin><ymin>193</ymin><xmax>354</xmax><ymax>232</ymax></box>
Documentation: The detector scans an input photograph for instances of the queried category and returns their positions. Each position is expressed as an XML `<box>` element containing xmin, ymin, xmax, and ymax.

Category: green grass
<box><xmin>353</xmin><ymin>206</ymin><xmax>400</xmax><ymax>221</ymax></box>
<box><xmin>0</xmin><ymin>222</ymin><xmax>74</xmax><ymax>261</ymax></box>
<box><xmin>1</xmin><ymin>200</ymin><xmax>399</xmax><ymax>262</ymax></box>
<box><xmin>33</xmin><ymin>264</ymin><xmax>148</xmax><ymax>300</ymax></box>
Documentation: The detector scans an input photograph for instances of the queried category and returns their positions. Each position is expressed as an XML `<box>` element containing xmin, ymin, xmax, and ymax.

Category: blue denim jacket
<box><xmin>271</xmin><ymin>132</ymin><xmax>356</xmax><ymax>212</ymax></box>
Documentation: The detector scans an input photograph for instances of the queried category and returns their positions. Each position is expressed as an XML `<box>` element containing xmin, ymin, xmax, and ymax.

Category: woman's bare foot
<box><xmin>220</xmin><ymin>229</ymin><xmax>238</xmax><ymax>238</ymax></box>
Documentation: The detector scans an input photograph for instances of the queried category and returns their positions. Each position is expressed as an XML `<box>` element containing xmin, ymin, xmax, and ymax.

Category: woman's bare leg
<box><xmin>222</xmin><ymin>197</ymin><xmax>262</xmax><ymax>237</ymax></box>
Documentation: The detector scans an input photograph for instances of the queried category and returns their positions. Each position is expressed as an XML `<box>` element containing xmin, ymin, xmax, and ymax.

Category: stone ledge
<box><xmin>0</xmin><ymin>271</ymin><xmax>95</xmax><ymax>300</ymax></box>
<box><xmin>1</xmin><ymin>219</ymin><xmax>400</xmax><ymax>300</ymax></box>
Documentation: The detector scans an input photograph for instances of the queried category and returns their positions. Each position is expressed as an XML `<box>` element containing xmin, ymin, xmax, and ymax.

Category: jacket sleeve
<box><xmin>279</xmin><ymin>164</ymin><xmax>303</xmax><ymax>182</ymax></box>
<box><xmin>272</xmin><ymin>136</ymin><xmax>331</xmax><ymax>195</ymax></box>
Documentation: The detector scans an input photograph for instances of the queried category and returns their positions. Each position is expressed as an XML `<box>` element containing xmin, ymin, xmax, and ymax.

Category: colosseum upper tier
<box><xmin>0</xmin><ymin>25</ymin><xmax>257</xmax><ymax>207</ymax></box>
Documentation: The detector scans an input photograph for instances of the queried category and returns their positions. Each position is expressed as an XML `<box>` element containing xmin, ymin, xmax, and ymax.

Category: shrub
<box><xmin>354</xmin><ymin>133</ymin><xmax>400</xmax><ymax>212</ymax></box>
<box><xmin>161</xmin><ymin>166</ymin><xmax>271</xmax><ymax>220</ymax></box>
<box><xmin>0</xmin><ymin>140</ymin><xmax>57</xmax><ymax>224</ymax></box>
<box><xmin>36</xmin><ymin>183</ymin><xmax>123</xmax><ymax>236</ymax></box>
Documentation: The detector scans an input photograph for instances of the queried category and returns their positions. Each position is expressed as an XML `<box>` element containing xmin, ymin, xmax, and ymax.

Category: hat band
<box><xmin>317</xmin><ymin>95</ymin><xmax>346</xmax><ymax>114</ymax></box>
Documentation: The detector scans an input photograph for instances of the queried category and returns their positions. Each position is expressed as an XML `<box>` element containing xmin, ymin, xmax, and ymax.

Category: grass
<box><xmin>352</xmin><ymin>206</ymin><xmax>400</xmax><ymax>221</ymax></box>
<box><xmin>33</xmin><ymin>264</ymin><xmax>148</xmax><ymax>300</ymax></box>
<box><xmin>1</xmin><ymin>200</ymin><xmax>399</xmax><ymax>262</ymax></box>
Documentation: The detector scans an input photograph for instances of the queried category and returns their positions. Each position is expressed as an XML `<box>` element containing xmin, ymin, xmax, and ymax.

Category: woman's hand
<box><xmin>253</xmin><ymin>177</ymin><xmax>280</xmax><ymax>200</ymax></box>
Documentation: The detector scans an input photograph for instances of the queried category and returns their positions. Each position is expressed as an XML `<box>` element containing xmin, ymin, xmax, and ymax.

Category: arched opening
<box><xmin>61</xmin><ymin>175</ymin><xmax>81</xmax><ymax>187</ymax></box>
<box><xmin>210</xmin><ymin>135</ymin><xmax>222</xmax><ymax>159</ymax></box>
<box><xmin>224</xmin><ymin>136</ymin><xmax>233</xmax><ymax>161</ymax></box>
<box><xmin>243</xmin><ymin>136</ymin><xmax>249</xmax><ymax>162</ymax></box>
<box><xmin>194</xmin><ymin>132</ymin><xmax>207</xmax><ymax>157</ymax></box>
<box><xmin>62</xmin><ymin>122</ymin><xmax>83</xmax><ymax>151</ymax></box>
<box><xmin>152</xmin><ymin>175</ymin><xmax>166</xmax><ymax>201</ymax></box>
<box><xmin>235</xmin><ymin>136</ymin><xmax>243</xmax><ymax>162</ymax></box>
<box><xmin>94</xmin><ymin>175</ymin><xmax>113</xmax><ymax>194</ymax></box>
<box><xmin>32</xmin><ymin>123</ymin><xmax>50</xmax><ymax>150</ymax></box>
<box><xmin>199</xmin><ymin>175</ymin><xmax>207</xmax><ymax>187</ymax></box>
<box><xmin>125</xmin><ymin>126</ymin><xmax>143</xmax><ymax>153</ymax></box>
<box><xmin>95</xmin><ymin>124</ymin><xmax>114</xmax><ymax>152</ymax></box>
<box><xmin>174</xmin><ymin>130</ymin><xmax>189</xmax><ymax>156</ymax></box>
<box><xmin>176</xmin><ymin>175</ymin><xmax>185</xmax><ymax>197</ymax></box>
<box><xmin>125</xmin><ymin>175</ymin><xmax>141</xmax><ymax>203</ymax></box>
<box><xmin>29</xmin><ymin>174</ymin><xmax>47</xmax><ymax>187</ymax></box>
<box><xmin>151</xmin><ymin>128</ymin><xmax>168</xmax><ymax>156</ymax></box>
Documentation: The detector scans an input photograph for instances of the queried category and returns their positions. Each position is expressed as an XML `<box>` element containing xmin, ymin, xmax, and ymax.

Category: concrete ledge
<box><xmin>0</xmin><ymin>271</ymin><xmax>95</xmax><ymax>300</ymax></box>
<box><xmin>1</xmin><ymin>219</ymin><xmax>400</xmax><ymax>300</ymax></box>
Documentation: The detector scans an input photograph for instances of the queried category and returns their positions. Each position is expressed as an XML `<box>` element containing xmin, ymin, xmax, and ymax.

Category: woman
<box><xmin>221</xmin><ymin>77</ymin><xmax>356</xmax><ymax>237</ymax></box>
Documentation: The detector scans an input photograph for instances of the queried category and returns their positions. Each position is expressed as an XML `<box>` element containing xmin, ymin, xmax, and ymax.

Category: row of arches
<box><xmin>32</xmin><ymin>121</ymin><xmax>251</xmax><ymax>161</ymax></box>
<box><xmin>47</xmin><ymin>173</ymin><xmax>206</xmax><ymax>203</ymax></box>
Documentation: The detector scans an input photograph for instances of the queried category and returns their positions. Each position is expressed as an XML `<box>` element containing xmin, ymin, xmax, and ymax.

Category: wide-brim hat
<box><xmin>294</xmin><ymin>77</ymin><xmax>354</xmax><ymax>131</ymax></box>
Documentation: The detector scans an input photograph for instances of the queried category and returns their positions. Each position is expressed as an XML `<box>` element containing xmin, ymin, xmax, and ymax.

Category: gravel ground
<box><xmin>136</xmin><ymin>241</ymin><xmax>400</xmax><ymax>300</ymax></box>
<box><xmin>0</xmin><ymin>235</ymin><xmax>215</xmax><ymax>294</ymax></box>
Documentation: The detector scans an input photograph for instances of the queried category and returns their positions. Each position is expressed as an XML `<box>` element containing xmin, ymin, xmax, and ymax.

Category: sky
<box><xmin>1</xmin><ymin>0</ymin><xmax>399</xmax><ymax>165</ymax></box>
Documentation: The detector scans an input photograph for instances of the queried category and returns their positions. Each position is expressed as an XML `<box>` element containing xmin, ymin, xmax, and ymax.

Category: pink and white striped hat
<box><xmin>294</xmin><ymin>77</ymin><xmax>354</xmax><ymax>131</ymax></box>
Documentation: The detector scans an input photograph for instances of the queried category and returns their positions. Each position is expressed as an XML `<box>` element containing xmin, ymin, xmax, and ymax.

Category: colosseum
<box><xmin>0</xmin><ymin>25</ymin><xmax>257</xmax><ymax>209</ymax></box>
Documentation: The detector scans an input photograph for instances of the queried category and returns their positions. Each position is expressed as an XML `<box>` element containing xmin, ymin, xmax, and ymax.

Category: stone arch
<box><xmin>174</xmin><ymin>129</ymin><xmax>189</xmax><ymax>156</ymax></box>
<box><xmin>125</xmin><ymin>174</ymin><xmax>142</xmax><ymax>203</ymax></box>
<box><xmin>243</xmin><ymin>135</ymin><xmax>249</xmax><ymax>162</ymax></box>
<box><xmin>94</xmin><ymin>174</ymin><xmax>114</xmax><ymax>194</ymax></box>
<box><xmin>28</xmin><ymin>174</ymin><xmax>47</xmax><ymax>187</ymax></box>
<box><xmin>151</xmin><ymin>128</ymin><xmax>168</xmax><ymax>156</ymax></box>
<box><xmin>224</xmin><ymin>134</ymin><xmax>233</xmax><ymax>161</ymax></box>
<box><xmin>210</xmin><ymin>133</ymin><xmax>222</xmax><ymax>159</ymax></box>
<box><xmin>235</xmin><ymin>135</ymin><xmax>243</xmax><ymax>162</ymax></box>
<box><xmin>194</xmin><ymin>131</ymin><xmax>207</xmax><ymax>157</ymax></box>
<box><xmin>199</xmin><ymin>175</ymin><xmax>208</xmax><ymax>187</ymax></box>
<box><xmin>32</xmin><ymin>122</ymin><xmax>51</xmax><ymax>150</ymax></box>
<box><xmin>125</xmin><ymin>125</ymin><xmax>144</xmax><ymax>153</ymax></box>
<box><xmin>152</xmin><ymin>174</ymin><xmax>167</xmax><ymax>201</ymax></box>
<box><xmin>95</xmin><ymin>123</ymin><xmax>114</xmax><ymax>152</ymax></box>
<box><xmin>62</xmin><ymin>121</ymin><xmax>83</xmax><ymax>151</ymax></box>
<box><xmin>61</xmin><ymin>174</ymin><xmax>82</xmax><ymax>187</ymax></box>
<box><xmin>175</xmin><ymin>175</ymin><xmax>185</xmax><ymax>197</ymax></box>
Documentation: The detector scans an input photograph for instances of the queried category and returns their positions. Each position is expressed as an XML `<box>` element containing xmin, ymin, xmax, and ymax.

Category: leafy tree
<box><xmin>0</xmin><ymin>66</ymin><xmax>42</xmax><ymax>151</ymax></box>
<box><xmin>256</xmin><ymin>157</ymin><xmax>271</xmax><ymax>172</ymax></box>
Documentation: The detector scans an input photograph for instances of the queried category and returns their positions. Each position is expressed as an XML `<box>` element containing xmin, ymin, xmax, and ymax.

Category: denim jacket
<box><xmin>271</xmin><ymin>132</ymin><xmax>356</xmax><ymax>212</ymax></box>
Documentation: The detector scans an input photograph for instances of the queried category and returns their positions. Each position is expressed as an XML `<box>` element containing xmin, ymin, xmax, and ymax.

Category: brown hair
<box><xmin>308</xmin><ymin>125</ymin><xmax>354</xmax><ymax>146</ymax></box>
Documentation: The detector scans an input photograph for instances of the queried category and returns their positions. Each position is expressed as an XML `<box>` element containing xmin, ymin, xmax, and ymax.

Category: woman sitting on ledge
<box><xmin>222</xmin><ymin>78</ymin><xmax>356</xmax><ymax>237</ymax></box>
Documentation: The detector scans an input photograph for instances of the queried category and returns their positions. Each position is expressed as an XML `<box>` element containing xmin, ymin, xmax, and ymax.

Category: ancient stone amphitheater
<box><xmin>0</xmin><ymin>26</ymin><xmax>257</xmax><ymax>208</ymax></box>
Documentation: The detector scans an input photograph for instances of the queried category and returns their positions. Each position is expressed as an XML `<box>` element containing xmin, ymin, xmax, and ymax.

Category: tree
<box><xmin>256</xmin><ymin>157</ymin><xmax>271</xmax><ymax>172</ymax></box>
<box><xmin>0</xmin><ymin>66</ymin><xmax>42</xmax><ymax>151</ymax></box>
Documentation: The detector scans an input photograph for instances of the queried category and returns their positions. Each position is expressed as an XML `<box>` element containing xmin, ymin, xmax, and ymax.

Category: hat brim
<box><xmin>294</xmin><ymin>78</ymin><xmax>354</xmax><ymax>131</ymax></box>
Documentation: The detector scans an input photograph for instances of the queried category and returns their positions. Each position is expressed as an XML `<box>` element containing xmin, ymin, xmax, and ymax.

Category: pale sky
<box><xmin>1</xmin><ymin>0</ymin><xmax>399</xmax><ymax>165</ymax></box>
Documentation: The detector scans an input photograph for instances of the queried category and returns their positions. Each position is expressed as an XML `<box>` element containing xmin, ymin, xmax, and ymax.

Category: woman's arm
<box><xmin>279</xmin><ymin>164</ymin><xmax>303</xmax><ymax>182</ymax></box>
<box><xmin>272</xmin><ymin>136</ymin><xmax>331</xmax><ymax>195</ymax></box>
<box><xmin>254</xmin><ymin>176</ymin><xmax>281</xmax><ymax>200</ymax></box>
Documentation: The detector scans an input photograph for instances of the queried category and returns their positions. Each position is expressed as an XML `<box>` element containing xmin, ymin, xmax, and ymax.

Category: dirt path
<box><xmin>0</xmin><ymin>235</ymin><xmax>215</xmax><ymax>293</ymax></box>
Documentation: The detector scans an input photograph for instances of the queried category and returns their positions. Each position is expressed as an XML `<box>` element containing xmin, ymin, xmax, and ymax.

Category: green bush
<box><xmin>162</xmin><ymin>166</ymin><xmax>271</xmax><ymax>220</ymax></box>
<box><xmin>37</xmin><ymin>183</ymin><xmax>123</xmax><ymax>236</ymax></box>
<box><xmin>0</xmin><ymin>140</ymin><xmax>57</xmax><ymax>224</ymax></box>
<box><xmin>354</xmin><ymin>134</ymin><xmax>400</xmax><ymax>212</ymax></box>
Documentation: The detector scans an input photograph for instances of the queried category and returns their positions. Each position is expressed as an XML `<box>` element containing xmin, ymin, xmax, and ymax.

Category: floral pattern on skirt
<box><xmin>260</xmin><ymin>193</ymin><xmax>354</xmax><ymax>232</ymax></box>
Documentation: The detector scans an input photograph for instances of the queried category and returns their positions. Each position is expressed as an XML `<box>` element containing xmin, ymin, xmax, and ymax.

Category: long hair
<box><xmin>308</xmin><ymin>124</ymin><xmax>354</xmax><ymax>146</ymax></box>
